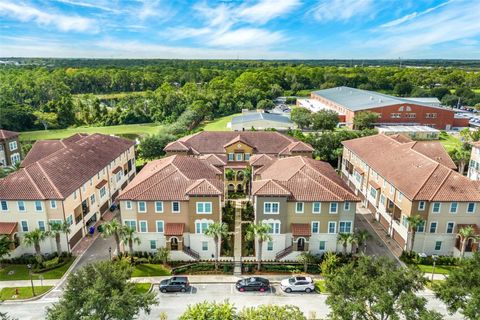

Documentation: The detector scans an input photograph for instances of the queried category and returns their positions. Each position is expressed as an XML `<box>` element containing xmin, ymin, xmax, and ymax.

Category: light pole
<box><xmin>109</xmin><ymin>246</ymin><xmax>112</xmax><ymax>260</ymax></box>
<box><xmin>431</xmin><ymin>255</ymin><xmax>438</xmax><ymax>282</ymax></box>
<box><xmin>27</xmin><ymin>264</ymin><xmax>35</xmax><ymax>296</ymax></box>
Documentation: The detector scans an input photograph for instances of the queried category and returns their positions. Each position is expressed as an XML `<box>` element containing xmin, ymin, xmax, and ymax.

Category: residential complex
<box><xmin>0</xmin><ymin>133</ymin><xmax>135</xmax><ymax>256</ymax></box>
<box><xmin>0</xmin><ymin>129</ymin><xmax>21</xmax><ymax>167</ymax></box>
<box><xmin>341</xmin><ymin>134</ymin><xmax>480</xmax><ymax>256</ymax></box>
<box><xmin>468</xmin><ymin>141</ymin><xmax>480</xmax><ymax>181</ymax></box>
<box><xmin>298</xmin><ymin>86</ymin><xmax>468</xmax><ymax>129</ymax></box>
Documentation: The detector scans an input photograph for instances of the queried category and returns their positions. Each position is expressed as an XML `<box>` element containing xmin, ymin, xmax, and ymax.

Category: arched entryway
<box><xmin>297</xmin><ymin>237</ymin><xmax>306</xmax><ymax>251</ymax></box>
<box><xmin>228</xmin><ymin>184</ymin><xmax>235</xmax><ymax>193</ymax></box>
<box><xmin>170</xmin><ymin>237</ymin><xmax>179</xmax><ymax>251</ymax></box>
<box><xmin>236</xmin><ymin>184</ymin><xmax>244</xmax><ymax>193</ymax></box>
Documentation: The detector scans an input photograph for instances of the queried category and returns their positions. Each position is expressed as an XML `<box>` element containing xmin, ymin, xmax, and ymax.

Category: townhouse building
<box><xmin>0</xmin><ymin>133</ymin><xmax>135</xmax><ymax>256</ymax></box>
<box><xmin>341</xmin><ymin>134</ymin><xmax>480</xmax><ymax>256</ymax></box>
<box><xmin>468</xmin><ymin>141</ymin><xmax>480</xmax><ymax>181</ymax></box>
<box><xmin>117</xmin><ymin>155</ymin><xmax>224</xmax><ymax>260</ymax></box>
<box><xmin>0</xmin><ymin>129</ymin><xmax>21</xmax><ymax>167</ymax></box>
<box><xmin>251</xmin><ymin>156</ymin><xmax>359</xmax><ymax>260</ymax></box>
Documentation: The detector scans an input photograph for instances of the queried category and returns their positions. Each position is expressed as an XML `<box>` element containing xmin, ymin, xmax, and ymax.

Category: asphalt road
<box><xmin>0</xmin><ymin>283</ymin><xmax>462</xmax><ymax>320</ymax></box>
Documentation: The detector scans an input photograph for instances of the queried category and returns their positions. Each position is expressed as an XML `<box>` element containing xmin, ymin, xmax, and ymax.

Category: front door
<box><xmin>171</xmin><ymin>237</ymin><xmax>179</xmax><ymax>251</ymax></box>
<box><xmin>297</xmin><ymin>238</ymin><xmax>305</xmax><ymax>251</ymax></box>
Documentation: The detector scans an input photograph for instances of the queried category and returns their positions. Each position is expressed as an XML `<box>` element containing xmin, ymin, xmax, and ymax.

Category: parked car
<box><xmin>236</xmin><ymin>277</ymin><xmax>270</xmax><ymax>292</ymax></box>
<box><xmin>159</xmin><ymin>276</ymin><xmax>190</xmax><ymax>293</ymax></box>
<box><xmin>280</xmin><ymin>276</ymin><xmax>315</xmax><ymax>293</ymax></box>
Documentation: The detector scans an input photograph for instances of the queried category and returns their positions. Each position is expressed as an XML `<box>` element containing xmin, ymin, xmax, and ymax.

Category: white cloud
<box><xmin>209</xmin><ymin>28</ymin><xmax>285</xmax><ymax>48</ymax></box>
<box><xmin>136</xmin><ymin>0</ymin><xmax>171</xmax><ymax>21</ymax></box>
<box><xmin>0</xmin><ymin>1</ymin><xmax>97</xmax><ymax>32</ymax></box>
<box><xmin>310</xmin><ymin>0</ymin><xmax>373</xmax><ymax>22</ymax></box>
<box><xmin>53</xmin><ymin>0</ymin><xmax>121</xmax><ymax>13</ymax></box>
<box><xmin>238</xmin><ymin>0</ymin><xmax>301</xmax><ymax>24</ymax></box>
<box><xmin>379</xmin><ymin>1</ymin><xmax>451</xmax><ymax>28</ymax></box>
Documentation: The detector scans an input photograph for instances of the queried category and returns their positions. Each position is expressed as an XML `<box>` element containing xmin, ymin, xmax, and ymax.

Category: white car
<box><xmin>280</xmin><ymin>276</ymin><xmax>315</xmax><ymax>293</ymax></box>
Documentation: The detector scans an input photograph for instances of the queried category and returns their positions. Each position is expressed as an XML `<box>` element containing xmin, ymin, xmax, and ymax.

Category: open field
<box><xmin>131</xmin><ymin>264</ymin><xmax>171</xmax><ymax>277</ymax></box>
<box><xmin>73</xmin><ymin>91</ymin><xmax>148</xmax><ymax>100</ymax></box>
<box><xmin>200</xmin><ymin>113</ymin><xmax>241</xmax><ymax>131</ymax></box>
<box><xmin>0</xmin><ymin>286</ymin><xmax>52</xmax><ymax>300</ymax></box>
<box><xmin>20</xmin><ymin>123</ymin><xmax>163</xmax><ymax>142</ymax></box>
<box><xmin>416</xmin><ymin>264</ymin><xmax>457</xmax><ymax>275</ymax></box>
<box><xmin>134</xmin><ymin>283</ymin><xmax>152</xmax><ymax>294</ymax></box>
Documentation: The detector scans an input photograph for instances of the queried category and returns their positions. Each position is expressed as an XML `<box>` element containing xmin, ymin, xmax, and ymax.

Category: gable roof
<box><xmin>0</xmin><ymin>129</ymin><xmax>19</xmax><ymax>141</ymax></box>
<box><xmin>117</xmin><ymin>155</ymin><xmax>222</xmax><ymax>201</ymax></box>
<box><xmin>164</xmin><ymin>131</ymin><xmax>312</xmax><ymax>155</ymax></box>
<box><xmin>252</xmin><ymin>156</ymin><xmax>358</xmax><ymax>202</ymax></box>
<box><xmin>0</xmin><ymin>134</ymin><xmax>134</xmax><ymax>200</ymax></box>
<box><xmin>342</xmin><ymin>134</ymin><xmax>480</xmax><ymax>201</ymax></box>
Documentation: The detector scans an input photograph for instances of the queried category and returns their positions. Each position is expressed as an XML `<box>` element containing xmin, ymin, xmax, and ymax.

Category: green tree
<box><xmin>47</xmin><ymin>221</ymin><xmax>70</xmax><ymax>257</ymax></box>
<box><xmin>138</xmin><ymin>132</ymin><xmax>177</xmax><ymax>161</ymax></box>
<box><xmin>204</xmin><ymin>222</ymin><xmax>229</xmax><ymax>270</ymax></box>
<box><xmin>121</xmin><ymin>226</ymin><xmax>141</xmax><ymax>262</ymax></box>
<box><xmin>353</xmin><ymin>111</ymin><xmax>379</xmax><ymax>130</ymax></box>
<box><xmin>337</xmin><ymin>233</ymin><xmax>353</xmax><ymax>256</ymax></box>
<box><xmin>406</xmin><ymin>215</ymin><xmax>424</xmax><ymax>254</ymax></box>
<box><xmin>394</xmin><ymin>82</ymin><xmax>413</xmax><ymax>96</ymax></box>
<box><xmin>456</xmin><ymin>226</ymin><xmax>479</xmax><ymax>259</ymax></box>
<box><xmin>434</xmin><ymin>253</ymin><xmax>480</xmax><ymax>320</ymax></box>
<box><xmin>290</xmin><ymin>107</ymin><xmax>312</xmax><ymax>129</ymax></box>
<box><xmin>179</xmin><ymin>301</ymin><xmax>236</xmax><ymax>320</ymax></box>
<box><xmin>155</xmin><ymin>247</ymin><xmax>170</xmax><ymax>265</ymax></box>
<box><xmin>325</xmin><ymin>256</ymin><xmax>442</xmax><ymax>320</ymax></box>
<box><xmin>320</xmin><ymin>252</ymin><xmax>340</xmax><ymax>277</ymax></box>
<box><xmin>102</xmin><ymin>219</ymin><xmax>123</xmax><ymax>257</ymax></box>
<box><xmin>238</xmin><ymin>304</ymin><xmax>306</xmax><ymax>320</ymax></box>
<box><xmin>225</xmin><ymin>168</ymin><xmax>235</xmax><ymax>181</ymax></box>
<box><xmin>46</xmin><ymin>261</ymin><xmax>157</xmax><ymax>320</ymax></box>
<box><xmin>33</xmin><ymin>111</ymin><xmax>58</xmax><ymax>130</ymax></box>
<box><xmin>245</xmin><ymin>223</ymin><xmax>272</xmax><ymax>271</ymax></box>
<box><xmin>460</xmin><ymin>128</ymin><xmax>480</xmax><ymax>143</ymax></box>
<box><xmin>311</xmin><ymin>110</ymin><xmax>339</xmax><ymax>131</ymax></box>
<box><xmin>449</xmin><ymin>147</ymin><xmax>471</xmax><ymax>174</ymax></box>
<box><xmin>23</xmin><ymin>229</ymin><xmax>47</xmax><ymax>264</ymax></box>
<box><xmin>297</xmin><ymin>251</ymin><xmax>316</xmax><ymax>273</ymax></box>
<box><xmin>441</xmin><ymin>94</ymin><xmax>460</xmax><ymax>107</ymax></box>
<box><xmin>0</xmin><ymin>236</ymin><xmax>12</xmax><ymax>267</ymax></box>
<box><xmin>355</xmin><ymin>229</ymin><xmax>371</xmax><ymax>254</ymax></box>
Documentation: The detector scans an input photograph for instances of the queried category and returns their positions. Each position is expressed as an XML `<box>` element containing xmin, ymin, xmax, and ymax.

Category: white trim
<box><xmin>125</xmin><ymin>201</ymin><xmax>132</xmax><ymax>210</ymax></box>
<box><xmin>124</xmin><ymin>219</ymin><xmax>137</xmax><ymax>231</ymax></box>
<box><xmin>339</xmin><ymin>221</ymin><xmax>353</xmax><ymax>233</ymax></box>
<box><xmin>312</xmin><ymin>202</ymin><xmax>321</xmax><ymax>214</ymax></box>
<box><xmin>446</xmin><ymin>221</ymin><xmax>455</xmax><ymax>234</ymax></box>
<box><xmin>156</xmin><ymin>220</ymin><xmax>164</xmax><ymax>233</ymax></box>
<box><xmin>329</xmin><ymin>202</ymin><xmax>338</xmax><ymax>214</ymax></box>
<box><xmin>20</xmin><ymin>220</ymin><xmax>29</xmax><ymax>232</ymax></box>
<box><xmin>17</xmin><ymin>201</ymin><xmax>26</xmax><ymax>212</ymax></box>
<box><xmin>295</xmin><ymin>202</ymin><xmax>304</xmax><ymax>214</ymax></box>
<box><xmin>449</xmin><ymin>202</ymin><xmax>458</xmax><ymax>214</ymax></box>
<box><xmin>418</xmin><ymin>201</ymin><xmax>425</xmax><ymax>211</ymax></box>
<box><xmin>172</xmin><ymin>201</ymin><xmax>181</xmax><ymax>213</ymax></box>
<box><xmin>344</xmin><ymin>201</ymin><xmax>351</xmax><ymax>211</ymax></box>
<box><xmin>139</xmin><ymin>220</ymin><xmax>148</xmax><ymax>233</ymax></box>
<box><xmin>34</xmin><ymin>201</ymin><xmax>43</xmax><ymax>212</ymax></box>
<box><xmin>467</xmin><ymin>202</ymin><xmax>476</xmax><ymax>214</ymax></box>
<box><xmin>155</xmin><ymin>201</ymin><xmax>164</xmax><ymax>213</ymax></box>
<box><xmin>137</xmin><ymin>201</ymin><xmax>147</xmax><ymax>213</ymax></box>
<box><xmin>429</xmin><ymin>221</ymin><xmax>438</xmax><ymax>234</ymax></box>
<box><xmin>432</xmin><ymin>202</ymin><xmax>441</xmax><ymax>214</ymax></box>
<box><xmin>196</xmin><ymin>202</ymin><xmax>212</xmax><ymax>214</ymax></box>
<box><xmin>50</xmin><ymin>200</ymin><xmax>57</xmax><ymax>209</ymax></box>
<box><xmin>264</xmin><ymin>202</ymin><xmax>280</xmax><ymax>214</ymax></box>
<box><xmin>327</xmin><ymin>221</ymin><xmax>337</xmax><ymax>234</ymax></box>
<box><xmin>311</xmin><ymin>221</ymin><xmax>320</xmax><ymax>234</ymax></box>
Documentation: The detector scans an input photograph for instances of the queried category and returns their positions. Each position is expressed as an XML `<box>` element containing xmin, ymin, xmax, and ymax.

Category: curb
<box><xmin>0</xmin><ymin>285</ymin><xmax>55</xmax><ymax>303</ymax></box>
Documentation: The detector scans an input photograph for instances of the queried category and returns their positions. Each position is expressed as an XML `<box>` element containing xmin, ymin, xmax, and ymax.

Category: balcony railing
<box><xmin>183</xmin><ymin>247</ymin><xmax>200</xmax><ymax>260</ymax></box>
<box><xmin>275</xmin><ymin>245</ymin><xmax>293</xmax><ymax>261</ymax></box>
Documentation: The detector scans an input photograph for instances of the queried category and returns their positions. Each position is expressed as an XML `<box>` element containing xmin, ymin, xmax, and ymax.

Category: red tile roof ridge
<box><xmin>35</xmin><ymin>161</ymin><xmax>62</xmax><ymax>199</ymax></box>
<box><xmin>23</xmin><ymin>166</ymin><xmax>46</xmax><ymax>199</ymax></box>
<box><xmin>120</xmin><ymin>165</ymin><xmax>180</xmax><ymax>200</ymax></box>
<box><xmin>293</xmin><ymin>170</ymin><xmax>344</xmax><ymax>201</ymax></box>
<box><xmin>425</xmin><ymin>168</ymin><xmax>452</xmax><ymax>201</ymax></box>
<box><xmin>254</xmin><ymin>179</ymin><xmax>291</xmax><ymax>195</ymax></box>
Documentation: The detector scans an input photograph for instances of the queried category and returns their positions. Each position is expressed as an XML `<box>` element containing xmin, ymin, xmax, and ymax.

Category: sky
<box><xmin>0</xmin><ymin>0</ymin><xmax>479</xmax><ymax>59</ymax></box>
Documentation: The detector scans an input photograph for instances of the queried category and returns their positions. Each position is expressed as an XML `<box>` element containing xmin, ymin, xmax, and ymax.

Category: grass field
<box><xmin>20</xmin><ymin>123</ymin><xmax>163</xmax><ymax>142</ymax></box>
<box><xmin>73</xmin><ymin>91</ymin><xmax>148</xmax><ymax>100</ymax></box>
<box><xmin>416</xmin><ymin>264</ymin><xmax>457</xmax><ymax>275</ymax></box>
<box><xmin>131</xmin><ymin>264</ymin><xmax>171</xmax><ymax>277</ymax></box>
<box><xmin>200</xmin><ymin>113</ymin><xmax>241</xmax><ymax>131</ymax></box>
<box><xmin>0</xmin><ymin>258</ymin><xmax>75</xmax><ymax>281</ymax></box>
<box><xmin>134</xmin><ymin>282</ymin><xmax>152</xmax><ymax>294</ymax></box>
<box><xmin>439</xmin><ymin>132</ymin><xmax>462</xmax><ymax>153</ymax></box>
<box><xmin>0</xmin><ymin>286</ymin><xmax>52</xmax><ymax>300</ymax></box>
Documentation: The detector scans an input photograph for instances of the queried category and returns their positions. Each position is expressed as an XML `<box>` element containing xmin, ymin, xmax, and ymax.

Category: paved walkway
<box><xmin>233</xmin><ymin>200</ymin><xmax>243</xmax><ymax>275</ymax></box>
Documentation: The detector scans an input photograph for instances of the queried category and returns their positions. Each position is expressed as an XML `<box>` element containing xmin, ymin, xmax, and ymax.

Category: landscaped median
<box><xmin>0</xmin><ymin>286</ymin><xmax>53</xmax><ymax>300</ymax></box>
<box><xmin>0</xmin><ymin>256</ymin><xmax>75</xmax><ymax>281</ymax></box>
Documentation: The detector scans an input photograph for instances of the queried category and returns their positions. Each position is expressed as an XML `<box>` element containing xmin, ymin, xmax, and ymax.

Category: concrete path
<box><xmin>233</xmin><ymin>201</ymin><xmax>243</xmax><ymax>275</ymax></box>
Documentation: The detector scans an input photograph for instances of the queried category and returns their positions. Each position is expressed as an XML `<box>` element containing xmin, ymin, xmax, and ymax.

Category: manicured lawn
<box><xmin>74</xmin><ymin>91</ymin><xmax>148</xmax><ymax>100</ymax></box>
<box><xmin>134</xmin><ymin>282</ymin><xmax>152</xmax><ymax>294</ymax></box>
<box><xmin>439</xmin><ymin>131</ymin><xmax>462</xmax><ymax>153</ymax></box>
<box><xmin>0</xmin><ymin>286</ymin><xmax>52</xmax><ymax>300</ymax></box>
<box><xmin>425</xmin><ymin>280</ymin><xmax>445</xmax><ymax>290</ymax></box>
<box><xmin>314</xmin><ymin>280</ymin><xmax>327</xmax><ymax>293</ymax></box>
<box><xmin>131</xmin><ymin>264</ymin><xmax>171</xmax><ymax>277</ymax></box>
<box><xmin>416</xmin><ymin>264</ymin><xmax>457</xmax><ymax>275</ymax></box>
<box><xmin>20</xmin><ymin>123</ymin><xmax>163</xmax><ymax>142</ymax></box>
<box><xmin>0</xmin><ymin>258</ymin><xmax>75</xmax><ymax>281</ymax></box>
<box><xmin>201</xmin><ymin>113</ymin><xmax>241</xmax><ymax>131</ymax></box>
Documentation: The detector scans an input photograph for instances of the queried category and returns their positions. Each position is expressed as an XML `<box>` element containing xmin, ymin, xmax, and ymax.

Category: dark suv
<box><xmin>159</xmin><ymin>277</ymin><xmax>190</xmax><ymax>293</ymax></box>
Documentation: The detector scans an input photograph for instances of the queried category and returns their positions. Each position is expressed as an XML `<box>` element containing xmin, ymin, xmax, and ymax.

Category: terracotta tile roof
<box><xmin>342</xmin><ymin>134</ymin><xmax>480</xmax><ymax>201</ymax></box>
<box><xmin>0</xmin><ymin>134</ymin><xmax>134</xmax><ymax>200</ymax></box>
<box><xmin>279</xmin><ymin>141</ymin><xmax>314</xmax><ymax>155</ymax></box>
<box><xmin>112</xmin><ymin>166</ymin><xmax>123</xmax><ymax>174</ymax></box>
<box><xmin>410</xmin><ymin>141</ymin><xmax>457</xmax><ymax>170</ymax></box>
<box><xmin>0</xmin><ymin>129</ymin><xmax>19</xmax><ymax>141</ymax></box>
<box><xmin>354</xmin><ymin>166</ymin><xmax>365</xmax><ymax>175</ymax></box>
<box><xmin>252</xmin><ymin>156</ymin><xmax>358</xmax><ymax>202</ymax></box>
<box><xmin>291</xmin><ymin>223</ymin><xmax>311</xmax><ymax>237</ymax></box>
<box><xmin>164</xmin><ymin>131</ymin><xmax>312</xmax><ymax>156</ymax></box>
<box><xmin>96</xmin><ymin>179</ymin><xmax>108</xmax><ymax>189</ymax></box>
<box><xmin>118</xmin><ymin>155</ymin><xmax>223</xmax><ymax>201</ymax></box>
<box><xmin>456</xmin><ymin>224</ymin><xmax>480</xmax><ymax>235</ymax></box>
<box><xmin>223</xmin><ymin>135</ymin><xmax>251</xmax><ymax>148</ymax></box>
<box><xmin>250</xmin><ymin>154</ymin><xmax>274</xmax><ymax>167</ymax></box>
<box><xmin>165</xmin><ymin>223</ymin><xmax>185</xmax><ymax>236</ymax></box>
<box><xmin>389</xmin><ymin>134</ymin><xmax>413</xmax><ymax>143</ymax></box>
<box><xmin>198</xmin><ymin>154</ymin><xmax>227</xmax><ymax>167</ymax></box>
<box><xmin>369</xmin><ymin>180</ymin><xmax>381</xmax><ymax>189</ymax></box>
<box><xmin>0</xmin><ymin>222</ymin><xmax>18</xmax><ymax>235</ymax></box>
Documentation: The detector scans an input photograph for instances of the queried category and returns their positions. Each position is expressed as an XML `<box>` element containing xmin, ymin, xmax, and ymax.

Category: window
<box><xmin>245</xmin><ymin>153</ymin><xmax>251</xmax><ymax>161</ymax></box>
<box><xmin>150</xmin><ymin>240</ymin><xmax>157</xmax><ymax>250</ymax></box>
<box><xmin>467</xmin><ymin>202</ymin><xmax>476</xmax><ymax>214</ymax></box>
<box><xmin>417</xmin><ymin>221</ymin><xmax>425</xmax><ymax>233</ymax></box>
<box><xmin>390</xmin><ymin>185</ymin><xmax>394</xmax><ymax>194</ymax></box>
<box><xmin>344</xmin><ymin>202</ymin><xmax>351</xmax><ymax>211</ymax></box>
<box><xmin>82</xmin><ymin>184</ymin><xmax>86</xmax><ymax>192</ymax></box>
<box><xmin>429</xmin><ymin>222</ymin><xmax>437</xmax><ymax>233</ymax></box>
<box><xmin>397</xmin><ymin>193</ymin><xmax>403</xmax><ymax>202</ymax></box>
<box><xmin>138</xmin><ymin>201</ymin><xmax>146</xmax><ymax>213</ymax></box>
<box><xmin>339</xmin><ymin>221</ymin><xmax>352</xmax><ymax>233</ymax></box>
<box><xmin>202</xmin><ymin>241</ymin><xmax>208</xmax><ymax>251</ymax></box>
<box><xmin>100</xmin><ymin>187</ymin><xmax>106</xmax><ymax>198</ymax></box>
<box><xmin>126</xmin><ymin>201</ymin><xmax>132</xmax><ymax>210</ymax></box>
<box><xmin>450</xmin><ymin>202</ymin><xmax>458</xmax><ymax>214</ymax></box>
<box><xmin>73</xmin><ymin>190</ymin><xmax>77</xmax><ymax>200</ymax></box>
<box><xmin>267</xmin><ymin>222</ymin><xmax>280</xmax><ymax>234</ymax></box>
<box><xmin>402</xmin><ymin>216</ymin><xmax>408</xmax><ymax>228</ymax></box>
<box><xmin>380</xmin><ymin>194</ymin><xmax>386</xmax><ymax>206</ymax></box>
<box><xmin>124</xmin><ymin>220</ymin><xmax>136</xmax><ymax>231</ymax></box>
<box><xmin>155</xmin><ymin>201</ymin><xmax>164</xmax><ymax>213</ymax></box>
<box><xmin>295</xmin><ymin>202</ymin><xmax>304</xmax><ymax>213</ymax></box>
<box><xmin>8</xmin><ymin>141</ymin><xmax>17</xmax><ymax>151</ymax></box>
<box><xmin>172</xmin><ymin>201</ymin><xmax>180</xmax><ymax>213</ymax></box>
<box><xmin>116</xmin><ymin>171</ymin><xmax>122</xmax><ymax>182</ymax></box>
<box><xmin>195</xmin><ymin>221</ymin><xmax>212</xmax><ymax>234</ymax></box>
<box><xmin>228</xmin><ymin>153</ymin><xmax>234</xmax><ymax>161</ymax></box>
<box><xmin>405</xmin><ymin>113</ymin><xmax>416</xmax><ymax>118</ymax></box>
<box><xmin>236</xmin><ymin>153</ymin><xmax>243</xmax><ymax>161</ymax></box>
<box><xmin>38</xmin><ymin>221</ymin><xmax>46</xmax><ymax>231</ymax></box>
<box><xmin>432</xmin><ymin>202</ymin><xmax>441</xmax><ymax>213</ymax></box>
<box><xmin>426</xmin><ymin>113</ymin><xmax>437</xmax><ymax>119</ymax></box>
<box><xmin>418</xmin><ymin>201</ymin><xmax>425</xmax><ymax>211</ymax></box>
<box><xmin>328</xmin><ymin>222</ymin><xmax>337</xmax><ymax>234</ymax></box>
<box><xmin>21</xmin><ymin>220</ymin><xmax>28</xmax><ymax>232</ymax></box>
<box><xmin>156</xmin><ymin>220</ymin><xmax>164</xmax><ymax>233</ymax></box>
<box><xmin>329</xmin><ymin>202</ymin><xmax>338</xmax><ymax>214</ymax></box>
<box><xmin>370</xmin><ymin>187</ymin><xmax>377</xmax><ymax>199</ymax></box>
<box><xmin>90</xmin><ymin>195</ymin><xmax>95</xmax><ymax>205</ymax></box>
<box><xmin>390</xmin><ymin>113</ymin><xmax>401</xmax><ymax>119</ymax></box>
<box><xmin>312</xmin><ymin>202</ymin><xmax>321</xmax><ymax>214</ymax></box>
<box><xmin>196</xmin><ymin>202</ymin><xmax>212</xmax><ymax>214</ymax></box>
<box><xmin>90</xmin><ymin>178</ymin><xmax>93</xmax><ymax>186</ymax></box>
<box><xmin>66</xmin><ymin>215</ymin><xmax>73</xmax><ymax>226</ymax></box>
<box><xmin>139</xmin><ymin>221</ymin><xmax>148</xmax><ymax>233</ymax></box>
<box><xmin>319</xmin><ymin>241</ymin><xmax>326</xmax><ymax>251</ymax></box>
<box><xmin>264</xmin><ymin>202</ymin><xmax>279</xmax><ymax>214</ymax></box>
<box><xmin>35</xmin><ymin>201</ymin><xmax>43</xmax><ymax>212</ymax></box>
<box><xmin>50</xmin><ymin>200</ymin><xmax>57</xmax><ymax>209</ymax></box>
<box><xmin>434</xmin><ymin>241</ymin><xmax>442</xmax><ymax>251</ymax></box>
<box><xmin>446</xmin><ymin>222</ymin><xmax>455</xmax><ymax>234</ymax></box>
<box><xmin>17</xmin><ymin>201</ymin><xmax>25</xmax><ymax>212</ymax></box>
<box><xmin>267</xmin><ymin>241</ymin><xmax>273</xmax><ymax>251</ymax></box>
<box><xmin>0</xmin><ymin>201</ymin><xmax>7</xmax><ymax>211</ymax></box>
<box><xmin>311</xmin><ymin>221</ymin><xmax>319</xmax><ymax>234</ymax></box>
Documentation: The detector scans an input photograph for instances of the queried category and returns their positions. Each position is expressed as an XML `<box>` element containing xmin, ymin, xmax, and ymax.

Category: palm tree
<box><xmin>204</xmin><ymin>222</ymin><xmax>229</xmax><ymax>270</ymax></box>
<box><xmin>156</xmin><ymin>247</ymin><xmax>171</xmax><ymax>265</ymax></box>
<box><xmin>457</xmin><ymin>226</ymin><xmax>479</xmax><ymax>259</ymax></box>
<box><xmin>350</xmin><ymin>234</ymin><xmax>359</xmax><ymax>255</ymax></box>
<box><xmin>337</xmin><ymin>233</ymin><xmax>353</xmax><ymax>256</ymax></box>
<box><xmin>355</xmin><ymin>229</ymin><xmax>372</xmax><ymax>254</ymax></box>
<box><xmin>406</xmin><ymin>215</ymin><xmax>424</xmax><ymax>254</ymax></box>
<box><xmin>225</xmin><ymin>169</ymin><xmax>235</xmax><ymax>181</ymax></box>
<box><xmin>245</xmin><ymin>223</ymin><xmax>272</xmax><ymax>271</ymax></box>
<box><xmin>121</xmin><ymin>226</ymin><xmax>141</xmax><ymax>262</ymax></box>
<box><xmin>102</xmin><ymin>219</ymin><xmax>123</xmax><ymax>256</ymax></box>
<box><xmin>23</xmin><ymin>229</ymin><xmax>47</xmax><ymax>264</ymax></box>
<box><xmin>242</xmin><ymin>166</ymin><xmax>252</xmax><ymax>194</ymax></box>
<box><xmin>449</xmin><ymin>147</ymin><xmax>471</xmax><ymax>174</ymax></box>
<box><xmin>297</xmin><ymin>251</ymin><xmax>316</xmax><ymax>273</ymax></box>
<box><xmin>47</xmin><ymin>221</ymin><xmax>70</xmax><ymax>257</ymax></box>
<box><xmin>0</xmin><ymin>236</ymin><xmax>12</xmax><ymax>268</ymax></box>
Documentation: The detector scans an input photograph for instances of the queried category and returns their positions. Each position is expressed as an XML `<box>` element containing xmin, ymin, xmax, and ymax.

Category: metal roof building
<box><xmin>231</xmin><ymin>112</ymin><xmax>293</xmax><ymax>131</ymax></box>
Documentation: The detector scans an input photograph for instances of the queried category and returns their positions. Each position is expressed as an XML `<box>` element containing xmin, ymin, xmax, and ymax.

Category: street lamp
<box><xmin>431</xmin><ymin>255</ymin><xmax>438</xmax><ymax>282</ymax></box>
<box><xmin>27</xmin><ymin>264</ymin><xmax>35</xmax><ymax>296</ymax></box>
<box><xmin>109</xmin><ymin>246</ymin><xmax>112</xmax><ymax>260</ymax></box>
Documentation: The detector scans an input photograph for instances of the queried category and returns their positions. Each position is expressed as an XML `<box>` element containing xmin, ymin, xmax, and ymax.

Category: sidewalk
<box><xmin>0</xmin><ymin>279</ymin><xmax>60</xmax><ymax>289</ymax></box>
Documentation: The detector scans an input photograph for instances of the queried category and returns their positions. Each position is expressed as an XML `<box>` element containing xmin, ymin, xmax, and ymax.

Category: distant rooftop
<box><xmin>375</xmin><ymin>125</ymin><xmax>440</xmax><ymax>133</ymax></box>
<box><xmin>231</xmin><ymin>112</ymin><xmax>292</xmax><ymax>125</ymax></box>
<box><xmin>297</xmin><ymin>98</ymin><xmax>345</xmax><ymax>114</ymax></box>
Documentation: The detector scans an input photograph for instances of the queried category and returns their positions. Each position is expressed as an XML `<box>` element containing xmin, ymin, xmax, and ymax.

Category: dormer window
<box><xmin>228</xmin><ymin>153</ymin><xmax>234</xmax><ymax>161</ymax></box>
<box><xmin>236</xmin><ymin>153</ymin><xmax>243</xmax><ymax>161</ymax></box>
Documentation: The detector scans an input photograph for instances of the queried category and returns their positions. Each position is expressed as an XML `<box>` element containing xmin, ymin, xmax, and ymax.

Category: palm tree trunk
<box><xmin>114</xmin><ymin>232</ymin><xmax>121</xmax><ymax>256</ymax></box>
<box><xmin>129</xmin><ymin>239</ymin><xmax>134</xmax><ymax>264</ymax></box>
<box><xmin>363</xmin><ymin>242</ymin><xmax>367</xmax><ymax>254</ymax></box>
<box><xmin>34</xmin><ymin>243</ymin><xmax>42</xmax><ymax>263</ymax></box>
<box><xmin>410</xmin><ymin>230</ymin><xmax>416</xmax><ymax>254</ymax></box>
<box><xmin>343</xmin><ymin>243</ymin><xmax>347</xmax><ymax>255</ymax></box>
<box><xmin>214</xmin><ymin>238</ymin><xmax>219</xmax><ymax>271</ymax></box>
<box><xmin>55</xmin><ymin>233</ymin><xmax>62</xmax><ymax>257</ymax></box>
<box><xmin>461</xmin><ymin>238</ymin><xmax>467</xmax><ymax>259</ymax></box>
<box><xmin>65</xmin><ymin>233</ymin><xmax>70</xmax><ymax>254</ymax></box>
<box><xmin>257</xmin><ymin>239</ymin><xmax>262</xmax><ymax>271</ymax></box>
